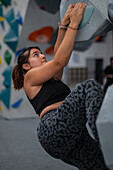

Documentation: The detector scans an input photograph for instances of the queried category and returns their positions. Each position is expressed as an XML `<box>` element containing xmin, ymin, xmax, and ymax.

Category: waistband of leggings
<box><xmin>41</xmin><ymin>109</ymin><xmax>57</xmax><ymax>120</ymax></box>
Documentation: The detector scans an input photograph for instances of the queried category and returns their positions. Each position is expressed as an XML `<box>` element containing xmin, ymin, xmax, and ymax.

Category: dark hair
<box><xmin>110</xmin><ymin>57</ymin><xmax>113</xmax><ymax>62</ymax></box>
<box><xmin>12</xmin><ymin>46</ymin><xmax>41</xmax><ymax>90</ymax></box>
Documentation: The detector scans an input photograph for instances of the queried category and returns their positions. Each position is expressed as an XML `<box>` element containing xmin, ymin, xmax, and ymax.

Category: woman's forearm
<box><xmin>54</xmin><ymin>28</ymin><xmax>66</xmax><ymax>55</ymax></box>
<box><xmin>54</xmin><ymin>22</ymin><xmax>78</xmax><ymax>67</ymax></box>
<box><xmin>54</xmin><ymin>4</ymin><xmax>75</xmax><ymax>55</ymax></box>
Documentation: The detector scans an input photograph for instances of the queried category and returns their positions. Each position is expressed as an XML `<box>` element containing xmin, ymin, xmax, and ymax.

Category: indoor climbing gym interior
<box><xmin>0</xmin><ymin>0</ymin><xmax>113</xmax><ymax>170</ymax></box>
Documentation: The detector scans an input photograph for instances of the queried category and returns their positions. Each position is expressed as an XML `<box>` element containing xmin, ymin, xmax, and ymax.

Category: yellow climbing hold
<box><xmin>0</xmin><ymin>106</ymin><xmax>2</xmax><ymax>111</ymax></box>
<box><xmin>0</xmin><ymin>56</ymin><xmax>2</xmax><ymax>65</ymax></box>
<box><xmin>0</xmin><ymin>100</ymin><xmax>2</xmax><ymax>111</ymax></box>
<box><xmin>0</xmin><ymin>17</ymin><xmax>4</xmax><ymax>22</ymax></box>
<box><xmin>1</xmin><ymin>35</ymin><xmax>4</xmax><ymax>40</ymax></box>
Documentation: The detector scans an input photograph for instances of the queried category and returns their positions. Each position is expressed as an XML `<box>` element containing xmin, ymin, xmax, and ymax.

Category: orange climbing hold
<box><xmin>45</xmin><ymin>46</ymin><xmax>54</xmax><ymax>55</ymax></box>
<box><xmin>28</xmin><ymin>26</ymin><xmax>54</xmax><ymax>43</ymax></box>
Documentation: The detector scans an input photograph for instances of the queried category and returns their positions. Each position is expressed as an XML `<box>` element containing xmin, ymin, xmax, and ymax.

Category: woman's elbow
<box><xmin>53</xmin><ymin>59</ymin><xmax>66</xmax><ymax>69</ymax></box>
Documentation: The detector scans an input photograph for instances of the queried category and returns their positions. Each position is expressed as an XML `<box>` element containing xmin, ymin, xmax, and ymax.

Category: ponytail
<box><xmin>12</xmin><ymin>46</ymin><xmax>41</xmax><ymax>90</ymax></box>
<box><xmin>12</xmin><ymin>64</ymin><xmax>24</xmax><ymax>90</ymax></box>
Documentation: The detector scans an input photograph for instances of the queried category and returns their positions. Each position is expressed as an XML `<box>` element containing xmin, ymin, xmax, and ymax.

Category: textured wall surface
<box><xmin>96</xmin><ymin>85</ymin><xmax>113</xmax><ymax>170</ymax></box>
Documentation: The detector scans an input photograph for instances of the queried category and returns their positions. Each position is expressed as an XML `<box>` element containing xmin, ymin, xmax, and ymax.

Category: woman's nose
<box><xmin>41</xmin><ymin>54</ymin><xmax>46</xmax><ymax>59</ymax></box>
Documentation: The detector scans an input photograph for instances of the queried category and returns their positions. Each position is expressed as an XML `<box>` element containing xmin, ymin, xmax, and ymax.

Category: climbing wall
<box><xmin>0</xmin><ymin>0</ymin><xmax>36</xmax><ymax>119</ymax></box>
<box><xmin>60</xmin><ymin>0</ymin><xmax>113</xmax><ymax>51</ymax></box>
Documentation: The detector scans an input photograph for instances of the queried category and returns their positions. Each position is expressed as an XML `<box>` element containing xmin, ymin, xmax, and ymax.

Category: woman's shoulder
<box><xmin>24</xmin><ymin>79</ymin><xmax>43</xmax><ymax>100</ymax></box>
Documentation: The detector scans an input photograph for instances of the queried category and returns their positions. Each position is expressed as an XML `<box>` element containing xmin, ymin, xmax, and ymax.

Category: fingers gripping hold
<box><xmin>62</xmin><ymin>3</ymin><xmax>87</xmax><ymax>28</ymax></box>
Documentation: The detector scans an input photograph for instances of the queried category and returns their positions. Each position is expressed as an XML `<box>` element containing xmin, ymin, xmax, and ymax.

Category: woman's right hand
<box><xmin>62</xmin><ymin>4</ymin><xmax>75</xmax><ymax>26</ymax></box>
<box><xmin>69</xmin><ymin>3</ymin><xmax>87</xmax><ymax>28</ymax></box>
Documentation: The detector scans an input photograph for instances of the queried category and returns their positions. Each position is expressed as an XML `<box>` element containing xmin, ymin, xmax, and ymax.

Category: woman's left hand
<box><xmin>62</xmin><ymin>4</ymin><xmax>75</xmax><ymax>26</ymax></box>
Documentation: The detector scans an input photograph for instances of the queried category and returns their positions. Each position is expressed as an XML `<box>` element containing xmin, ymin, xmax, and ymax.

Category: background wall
<box><xmin>67</xmin><ymin>31</ymin><xmax>113</xmax><ymax>88</ymax></box>
<box><xmin>0</xmin><ymin>0</ymin><xmax>36</xmax><ymax>119</ymax></box>
<box><xmin>68</xmin><ymin>31</ymin><xmax>113</xmax><ymax>68</ymax></box>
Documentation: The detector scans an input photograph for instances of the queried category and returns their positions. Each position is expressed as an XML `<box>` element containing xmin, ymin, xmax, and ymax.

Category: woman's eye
<box><xmin>34</xmin><ymin>53</ymin><xmax>38</xmax><ymax>57</ymax></box>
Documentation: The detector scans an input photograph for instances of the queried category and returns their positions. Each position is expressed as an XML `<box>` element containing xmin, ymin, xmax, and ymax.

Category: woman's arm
<box><xmin>53</xmin><ymin>23</ymin><xmax>66</xmax><ymax>80</ymax></box>
<box><xmin>53</xmin><ymin>3</ymin><xmax>86</xmax><ymax>67</ymax></box>
<box><xmin>25</xmin><ymin>3</ymin><xmax>86</xmax><ymax>86</ymax></box>
<box><xmin>54</xmin><ymin>4</ymin><xmax>75</xmax><ymax>54</ymax></box>
<box><xmin>53</xmin><ymin>4</ymin><xmax>75</xmax><ymax>80</ymax></box>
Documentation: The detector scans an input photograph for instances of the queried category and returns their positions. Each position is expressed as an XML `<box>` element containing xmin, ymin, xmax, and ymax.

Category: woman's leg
<box><xmin>37</xmin><ymin>79</ymin><xmax>107</xmax><ymax>169</ymax></box>
<box><xmin>84</xmin><ymin>79</ymin><xmax>104</xmax><ymax>145</ymax></box>
<box><xmin>60</xmin><ymin>79</ymin><xmax>108</xmax><ymax>169</ymax></box>
<box><xmin>62</xmin><ymin>127</ymin><xmax>109</xmax><ymax>170</ymax></box>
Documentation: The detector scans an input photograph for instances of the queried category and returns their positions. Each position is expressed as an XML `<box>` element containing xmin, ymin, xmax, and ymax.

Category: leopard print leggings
<box><xmin>37</xmin><ymin>79</ymin><xmax>109</xmax><ymax>170</ymax></box>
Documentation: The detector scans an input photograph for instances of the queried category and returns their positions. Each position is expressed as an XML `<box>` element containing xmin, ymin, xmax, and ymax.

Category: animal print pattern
<box><xmin>37</xmin><ymin>79</ymin><xmax>109</xmax><ymax>170</ymax></box>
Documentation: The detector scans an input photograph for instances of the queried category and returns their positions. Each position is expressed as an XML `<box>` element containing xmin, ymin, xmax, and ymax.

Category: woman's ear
<box><xmin>22</xmin><ymin>63</ymin><xmax>31</xmax><ymax>70</ymax></box>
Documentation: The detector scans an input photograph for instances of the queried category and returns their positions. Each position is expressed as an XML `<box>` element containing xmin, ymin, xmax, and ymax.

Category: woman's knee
<box><xmin>85</xmin><ymin>79</ymin><xmax>99</xmax><ymax>86</ymax></box>
<box><xmin>84</xmin><ymin>79</ymin><xmax>103</xmax><ymax>92</ymax></box>
<box><xmin>75</xmin><ymin>79</ymin><xmax>101</xmax><ymax>92</ymax></box>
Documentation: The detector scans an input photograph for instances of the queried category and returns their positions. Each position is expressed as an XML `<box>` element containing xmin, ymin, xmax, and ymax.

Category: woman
<box><xmin>12</xmin><ymin>3</ymin><xmax>109</xmax><ymax>170</ymax></box>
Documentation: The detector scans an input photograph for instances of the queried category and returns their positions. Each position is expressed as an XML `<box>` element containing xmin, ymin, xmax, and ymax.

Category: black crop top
<box><xmin>27</xmin><ymin>78</ymin><xmax>71</xmax><ymax>116</ymax></box>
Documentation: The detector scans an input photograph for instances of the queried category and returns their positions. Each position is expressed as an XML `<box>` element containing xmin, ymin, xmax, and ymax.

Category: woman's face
<box><xmin>28</xmin><ymin>48</ymin><xmax>47</xmax><ymax>68</ymax></box>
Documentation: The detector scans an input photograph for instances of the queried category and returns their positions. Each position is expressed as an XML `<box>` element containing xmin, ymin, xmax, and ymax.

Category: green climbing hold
<box><xmin>79</xmin><ymin>6</ymin><xmax>94</xmax><ymax>29</ymax></box>
<box><xmin>4</xmin><ymin>50</ymin><xmax>12</xmax><ymax>65</ymax></box>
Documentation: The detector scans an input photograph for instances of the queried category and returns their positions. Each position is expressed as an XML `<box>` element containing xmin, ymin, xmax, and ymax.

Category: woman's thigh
<box><xmin>37</xmin><ymin>108</ymin><xmax>85</xmax><ymax>159</ymax></box>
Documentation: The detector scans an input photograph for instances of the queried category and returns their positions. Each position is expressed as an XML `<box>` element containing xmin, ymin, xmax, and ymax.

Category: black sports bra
<box><xmin>27</xmin><ymin>78</ymin><xmax>71</xmax><ymax>116</ymax></box>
